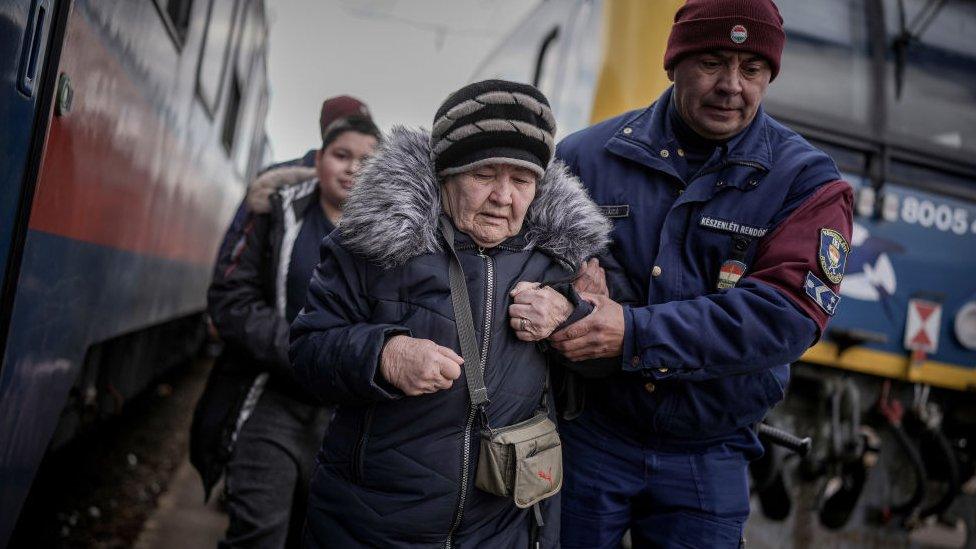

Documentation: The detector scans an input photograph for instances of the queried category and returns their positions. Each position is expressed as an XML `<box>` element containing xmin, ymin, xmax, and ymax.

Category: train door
<box><xmin>470</xmin><ymin>0</ymin><xmax>685</xmax><ymax>138</ymax></box>
<box><xmin>469</xmin><ymin>0</ymin><xmax>585</xmax><ymax>138</ymax></box>
<box><xmin>0</xmin><ymin>0</ymin><xmax>66</xmax><ymax>355</ymax></box>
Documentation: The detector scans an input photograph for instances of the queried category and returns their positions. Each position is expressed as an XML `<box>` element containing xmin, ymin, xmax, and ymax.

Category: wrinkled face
<box><xmin>669</xmin><ymin>50</ymin><xmax>771</xmax><ymax>140</ymax></box>
<box><xmin>441</xmin><ymin>163</ymin><xmax>539</xmax><ymax>248</ymax></box>
<box><xmin>315</xmin><ymin>131</ymin><xmax>378</xmax><ymax>210</ymax></box>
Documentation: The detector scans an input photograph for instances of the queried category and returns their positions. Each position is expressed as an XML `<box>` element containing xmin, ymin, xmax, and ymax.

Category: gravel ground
<box><xmin>9</xmin><ymin>359</ymin><xmax>212</xmax><ymax>549</ymax></box>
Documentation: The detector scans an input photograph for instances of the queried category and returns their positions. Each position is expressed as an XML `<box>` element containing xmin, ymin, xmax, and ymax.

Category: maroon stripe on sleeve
<box><xmin>748</xmin><ymin>180</ymin><xmax>854</xmax><ymax>335</ymax></box>
<box><xmin>223</xmin><ymin>216</ymin><xmax>257</xmax><ymax>279</ymax></box>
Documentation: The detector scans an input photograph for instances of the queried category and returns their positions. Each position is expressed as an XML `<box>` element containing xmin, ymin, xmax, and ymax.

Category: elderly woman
<box><xmin>290</xmin><ymin>80</ymin><xmax>609</xmax><ymax>548</ymax></box>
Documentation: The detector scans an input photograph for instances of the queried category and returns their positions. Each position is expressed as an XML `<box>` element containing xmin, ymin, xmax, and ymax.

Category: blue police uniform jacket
<box><xmin>556</xmin><ymin>86</ymin><xmax>854</xmax><ymax>453</ymax></box>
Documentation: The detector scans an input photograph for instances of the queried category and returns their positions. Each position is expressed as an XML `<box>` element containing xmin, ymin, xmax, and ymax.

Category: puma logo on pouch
<box><xmin>537</xmin><ymin>467</ymin><xmax>553</xmax><ymax>489</ymax></box>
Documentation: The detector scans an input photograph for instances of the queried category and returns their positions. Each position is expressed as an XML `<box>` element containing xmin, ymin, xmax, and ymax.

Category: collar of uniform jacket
<box><xmin>604</xmin><ymin>86</ymin><xmax>773</xmax><ymax>178</ymax></box>
<box><xmin>338</xmin><ymin>125</ymin><xmax>611</xmax><ymax>270</ymax></box>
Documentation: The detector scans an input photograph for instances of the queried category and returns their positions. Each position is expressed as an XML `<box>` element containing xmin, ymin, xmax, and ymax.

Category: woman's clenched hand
<box><xmin>508</xmin><ymin>282</ymin><xmax>574</xmax><ymax>342</ymax></box>
<box><xmin>380</xmin><ymin>335</ymin><xmax>463</xmax><ymax>396</ymax></box>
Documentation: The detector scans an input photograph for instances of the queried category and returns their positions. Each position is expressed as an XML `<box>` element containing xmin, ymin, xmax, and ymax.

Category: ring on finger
<box><xmin>519</xmin><ymin>317</ymin><xmax>526</xmax><ymax>331</ymax></box>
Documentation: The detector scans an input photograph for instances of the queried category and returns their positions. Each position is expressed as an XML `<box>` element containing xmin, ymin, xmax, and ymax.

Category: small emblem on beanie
<box><xmin>730</xmin><ymin>25</ymin><xmax>748</xmax><ymax>44</ymax></box>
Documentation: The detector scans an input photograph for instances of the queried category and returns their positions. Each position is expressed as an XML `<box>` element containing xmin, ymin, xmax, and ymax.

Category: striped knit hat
<box><xmin>431</xmin><ymin>80</ymin><xmax>556</xmax><ymax>179</ymax></box>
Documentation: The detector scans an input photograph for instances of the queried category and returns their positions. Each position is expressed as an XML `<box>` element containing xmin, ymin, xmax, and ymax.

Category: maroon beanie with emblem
<box><xmin>664</xmin><ymin>0</ymin><xmax>786</xmax><ymax>80</ymax></box>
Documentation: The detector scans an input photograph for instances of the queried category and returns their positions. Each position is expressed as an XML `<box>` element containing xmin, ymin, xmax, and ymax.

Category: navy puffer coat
<box><xmin>290</xmin><ymin>126</ymin><xmax>610</xmax><ymax>548</ymax></box>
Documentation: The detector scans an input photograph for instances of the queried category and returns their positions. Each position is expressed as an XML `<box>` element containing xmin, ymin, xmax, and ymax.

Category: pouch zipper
<box><xmin>445</xmin><ymin>247</ymin><xmax>494</xmax><ymax>548</ymax></box>
<box><xmin>489</xmin><ymin>410</ymin><xmax>549</xmax><ymax>436</ymax></box>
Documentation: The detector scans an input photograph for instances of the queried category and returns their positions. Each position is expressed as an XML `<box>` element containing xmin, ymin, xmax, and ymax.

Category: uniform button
<box><xmin>716</xmin><ymin>180</ymin><xmax>726</xmax><ymax>187</ymax></box>
<box><xmin>644</xmin><ymin>382</ymin><xmax>656</xmax><ymax>394</ymax></box>
<box><xmin>677</xmin><ymin>148</ymin><xmax>685</xmax><ymax>157</ymax></box>
<box><xmin>659</xmin><ymin>149</ymin><xmax>670</xmax><ymax>158</ymax></box>
<box><xmin>622</xmin><ymin>127</ymin><xmax>633</xmax><ymax>135</ymax></box>
<box><xmin>749</xmin><ymin>179</ymin><xmax>759</xmax><ymax>187</ymax></box>
<box><xmin>677</xmin><ymin>188</ymin><xmax>685</xmax><ymax>195</ymax></box>
<box><xmin>631</xmin><ymin>356</ymin><xmax>640</xmax><ymax>367</ymax></box>
<box><xmin>658</xmin><ymin>367</ymin><xmax>669</xmax><ymax>374</ymax></box>
<box><xmin>651</xmin><ymin>265</ymin><xmax>662</xmax><ymax>277</ymax></box>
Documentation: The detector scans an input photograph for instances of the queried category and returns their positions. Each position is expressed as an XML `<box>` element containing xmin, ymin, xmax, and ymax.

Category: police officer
<box><xmin>547</xmin><ymin>0</ymin><xmax>854</xmax><ymax>546</ymax></box>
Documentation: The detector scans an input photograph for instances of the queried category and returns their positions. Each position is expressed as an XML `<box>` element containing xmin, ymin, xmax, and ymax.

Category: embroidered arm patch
<box><xmin>818</xmin><ymin>228</ymin><xmax>849</xmax><ymax>284</ymax></box>
<box><xmin>804</xmin><ymin>271</ymin><xmax>840</xmax><ymax>315</ymax></box>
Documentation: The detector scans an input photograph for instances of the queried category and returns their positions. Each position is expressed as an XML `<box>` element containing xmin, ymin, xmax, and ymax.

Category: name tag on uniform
<box><xmin>599</xmin><ymin>205</ymin><xmax>630</xmax><ymax>218</ymax></box>
<box><xmin>699</xmin><ymin>215</ymin><xmax>768</xmax><ymax>238</ymax></box>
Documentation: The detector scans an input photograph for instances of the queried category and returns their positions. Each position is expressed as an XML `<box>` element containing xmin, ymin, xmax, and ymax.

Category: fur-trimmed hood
<box><xmin>339</xmin><ymin>125</ymin><xmax>610</xmax><ymax>269</ymax></box>
<box><xmin>246</xmin><ymin>165</ymin><xmax>317</xmax><ymax>213</ymax></box>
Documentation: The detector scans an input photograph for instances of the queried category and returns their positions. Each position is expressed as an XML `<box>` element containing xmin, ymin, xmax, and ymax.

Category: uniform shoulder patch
<box><xmin>805</xmin><ymin>271</ymin><xmax>840</xmax><ymax>315</ymax></box>
<box><xmin>818</xmin><ymin>228</ymin><xmax>849</xmax><ymax>284</ymax></box>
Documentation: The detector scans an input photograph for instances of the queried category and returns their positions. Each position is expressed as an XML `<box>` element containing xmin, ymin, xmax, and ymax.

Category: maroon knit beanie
<box><xmin>319</xmin><ymin>95</ymin><xmax>373</xmax><ymax>140</ymax></box>
<box><xmin>664</xmin><ymin>0</ymin><xmax>786</xmax><ymax>80</ymax></box>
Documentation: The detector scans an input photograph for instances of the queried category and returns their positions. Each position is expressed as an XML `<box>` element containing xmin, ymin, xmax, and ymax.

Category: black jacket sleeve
<box><xmin>289</xmin><ymin>235</ymin><xmax>410</xmax><ymax>405</ymax></box>
<box><xmin>547</xmin><ymin>282</ymin><xmax>593</xmax><ymax>331</ymax></box>
<box><xmin>207</xmin><ymin>210</ymin><xmax>292</xmax><ymax>377</ymax></box>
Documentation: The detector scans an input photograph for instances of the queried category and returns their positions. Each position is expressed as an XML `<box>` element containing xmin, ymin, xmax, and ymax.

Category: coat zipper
<box><xmin>352</xmin><ymin>405</ymin><xmax>375</xmax><ymax>483</ymax></box>
<box><xmin>690</xmin><ymin>159</ymin><xmax>769</xmax><ymax>185</ymax></box>
<box><xmin>445</xmin><ymin>247</ymin><xmax>494</xmax><ymax>548</ymax></box>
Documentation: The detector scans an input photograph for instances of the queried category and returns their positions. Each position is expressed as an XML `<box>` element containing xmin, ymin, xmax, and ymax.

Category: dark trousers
<box><xmin>559</xmin><ymin>409</ymin><xmax>749</xmax><ymax>549</ymax></box>
<box><xmin>220</xmin><ymin>388</ymin><xmax>331</xmax><ymax>549</ymax></box>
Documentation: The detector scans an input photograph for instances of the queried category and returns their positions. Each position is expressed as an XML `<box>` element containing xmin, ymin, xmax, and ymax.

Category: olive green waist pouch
<box><xmin>475</xmin><ymin>411</ymin><xmax>562</xmax><ymax>508</ymax></box>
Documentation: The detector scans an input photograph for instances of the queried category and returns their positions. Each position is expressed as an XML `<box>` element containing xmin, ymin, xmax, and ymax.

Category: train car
<box><xmin>474</xmin><ymin>0</ymin><xmax>976</xmax><ymax>546</ymax></box>
<box><xmin>0</xmin><ymin>0</ymin><xmax>270</xmax><ymax>543</ymax></box>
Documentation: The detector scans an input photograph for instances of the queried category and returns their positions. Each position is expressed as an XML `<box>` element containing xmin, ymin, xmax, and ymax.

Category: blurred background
<box><xmin>264</xmin><ymin>0</ymin><xmax>536</xmax><ymax>161</ymax></box>
<box><xmin>1</xmin><ymin>0</ymin><xmax>974</xmax><ymax>547</ymax></box>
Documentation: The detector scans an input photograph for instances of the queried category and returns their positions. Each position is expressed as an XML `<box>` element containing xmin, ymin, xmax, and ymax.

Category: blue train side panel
<box><xmin>0</xmin><ymin>0</ymin><xmax>269</xmax><ymax>542</ymax></box>
<box><xmin>808</xmin><ymin>172</ymin><xmax>976</xmax><ymax>388</ymax></box>
<box><xmin>0</xmin><ymin>232</ymin><xmax>210</xmax><ymax>536</ymax></box>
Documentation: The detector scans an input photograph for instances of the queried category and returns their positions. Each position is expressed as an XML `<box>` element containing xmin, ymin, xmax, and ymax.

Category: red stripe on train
<box><xmin>28</xmin><ymin>10</ymin><xmax>242</xmax><ymax>266</ymax></box>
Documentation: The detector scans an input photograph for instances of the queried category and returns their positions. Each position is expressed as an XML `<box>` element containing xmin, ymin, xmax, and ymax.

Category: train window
<box><xmin>222</xmin><ymin>76</ymin><xmax>242</xmax><ymax>153</ymax></box>
<box><xmin>883</xmin><ymin>0</ymin><xmax>976</xmax><ymax>157</ymax></box>
<box><xmin>888</xmin><ymin>159</ymin><xmax>976</xmax><ymax>203</ymax></box>
<box><xmin>196</xmin><ymin>0</ymin><xmax>238</xmax><ymax>116</ymax></box>
<box><xmin>167</xmin><ymin>0</ymin><xmax>193</xmax><ymax>40</ymax></box>
<box><xmin>233</xmin><ymin>57</ymin><xmax>266</xmax><ymax>175</ymax></box>
<box><xmin>235</xmin><ymin>0</ymin><xmax>262</xmax><ymax>82</ymax></box>
<box><xmin>809</xmin><ymin>139</ymin><xmax>868</xmax><ymax>175</ymax></box>
<box><xmin>153</xmin><ymin>0</ymin><xmax>195</xmax><ymax>45</ymax></box>
<box><xmin>766</xmin><ymin>0</ymin><xmax>871</xmax><ymax>126</ymax></box>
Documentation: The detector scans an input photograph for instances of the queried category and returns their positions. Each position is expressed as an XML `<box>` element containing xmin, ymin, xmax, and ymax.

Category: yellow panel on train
<box><xmin>590</xmin><ymin>0</ymin><xmax>683</xmax><ymax>124</ymax></box>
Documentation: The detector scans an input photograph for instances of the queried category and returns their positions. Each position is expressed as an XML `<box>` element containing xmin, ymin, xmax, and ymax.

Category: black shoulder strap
<box><xmin>438</xmin><ymin>216</ymin><xmax>489</xmax><ymax>407</ymax></box>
